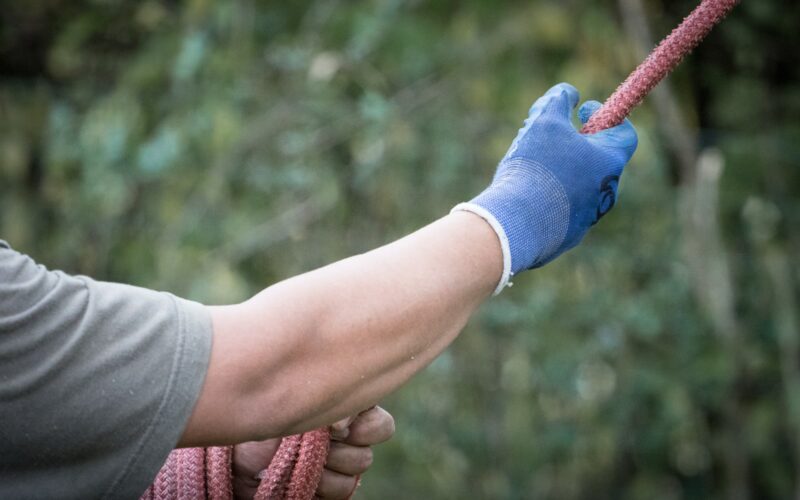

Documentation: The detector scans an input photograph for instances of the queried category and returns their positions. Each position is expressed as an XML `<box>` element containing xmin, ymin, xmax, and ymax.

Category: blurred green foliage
<box><xmin>1</xmin><ymin>1</ymin><xmax>799</xmax><ymax>498</ymax></box>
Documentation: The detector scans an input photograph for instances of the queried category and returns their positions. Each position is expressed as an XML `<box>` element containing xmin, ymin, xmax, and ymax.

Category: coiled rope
<box><xmin>140</xmin><ymin>428</ymin><xmax>333</xmax><ymax>500</ymax></box>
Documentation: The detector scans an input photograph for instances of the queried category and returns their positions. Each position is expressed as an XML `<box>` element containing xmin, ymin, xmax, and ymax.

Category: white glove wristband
<box><xmin>451</xmin><ymin>203</ymin><xmax>513</xmax><ymax>296</ymax></box>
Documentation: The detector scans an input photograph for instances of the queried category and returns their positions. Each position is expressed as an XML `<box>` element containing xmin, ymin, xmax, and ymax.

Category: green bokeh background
<box><xmin>1</xmin><ymin>1</ymin><xmax>798</xmax><ymax>498</ymax></box>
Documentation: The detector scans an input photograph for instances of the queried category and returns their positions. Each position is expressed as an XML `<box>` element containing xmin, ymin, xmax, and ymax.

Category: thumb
<box><xmin>529</xmin><ymin>82</ymin><xmax>580</xmax><ymax>123</ymax></box>
<box><xmin>579</xmin><ymin>100</ymin><xmax>638</xmax><ymax>163</ymax></box>
<box><xmin>578</xmin><ymin>100</ymin><xmax>602</xmax><ymax>125</ymax></box>
<box><xmin>330</xmin><ymin>415</ymin><xmax>356</xmax><ymax>441</ymax></box>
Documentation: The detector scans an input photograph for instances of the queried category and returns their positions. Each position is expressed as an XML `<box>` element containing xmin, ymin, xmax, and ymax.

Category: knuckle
<box><xmin>358</xmin><ymin>447</ymin><xmax>374</xmax><ymax>470</ymax></box>
<box><xmin>318</xmin><ymin>472</ymin><xmax>357</xmax><ymax>499</ymax></box>
<box><xmin>380</xmin><ymin>412</ymin><xmax>396</xmax><ymax>441</ymax></box>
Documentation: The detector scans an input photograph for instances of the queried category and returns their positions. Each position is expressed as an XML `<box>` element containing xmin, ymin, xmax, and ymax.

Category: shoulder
<box><xmin>0</xmin><ymin>240</ymin><xmax>214</xmax><ymax>498</ymax></box>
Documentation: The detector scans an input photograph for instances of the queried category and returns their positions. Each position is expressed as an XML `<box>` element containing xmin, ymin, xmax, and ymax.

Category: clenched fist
<box><xmin>232</xmin><ymin>407</ymin><xmax>395</xmax><ymax>499</ymax></box>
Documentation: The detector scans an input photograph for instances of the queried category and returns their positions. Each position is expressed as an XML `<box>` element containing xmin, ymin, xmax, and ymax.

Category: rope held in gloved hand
<box><xmin>581</xmin><ymin>0</ymin><xmax>738</xmax><ymax>135</ymax></box>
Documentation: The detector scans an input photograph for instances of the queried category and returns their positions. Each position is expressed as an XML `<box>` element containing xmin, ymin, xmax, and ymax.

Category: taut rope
<box><xmin>581</xmin><ymin>0</ymin><xmax>738</xmax><ymax>134</ymax></box>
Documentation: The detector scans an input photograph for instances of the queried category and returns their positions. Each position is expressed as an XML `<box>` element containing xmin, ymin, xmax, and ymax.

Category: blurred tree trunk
<box><xmin>763</xmin><ymin>247</ymin><xmax>800</xmax><ymax>500</ymax></box>
<box><xmin>617</xmin><ymin>1</ymin><xmax>750</xmax><ymax>498</ymax></box>
<box><xmin>744</xmin><ymin>199</ymin><xmax>800</xmax><ymax>500</ymax></box>
<box><xmin>679</xmin><ymin>150</ymin><xmax>749</xmax><ymax>500</ymax></box>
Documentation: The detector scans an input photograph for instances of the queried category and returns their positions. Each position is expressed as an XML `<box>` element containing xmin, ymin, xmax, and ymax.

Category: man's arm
<box><xmin>181</xmin><ymin>211</ymin><xmax>501</xmax><ymax>446</ymax></box>
<box><xmin>180</xmin><ymin>82</ymin><xmax>638</xmax><ymax>447</ymax></box>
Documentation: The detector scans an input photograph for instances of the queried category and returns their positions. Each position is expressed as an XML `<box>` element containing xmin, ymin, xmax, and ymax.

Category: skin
<box><xmin>180</xmin><ymin>211</ymin><xmax>502</xmax><ymax>446</ymax></box>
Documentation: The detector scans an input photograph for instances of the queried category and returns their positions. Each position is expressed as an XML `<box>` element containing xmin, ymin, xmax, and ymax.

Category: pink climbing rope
<box><xmin>255</xmin><ymin>428</ymin><xmax>331</xmax><ymax>500</ymax></box>
<box><xmin>140</xmin><ymin>428</ymin><xmax>332</xmax><ymax>500</ymax></box>
<box><xmin>581</xmin><ymin>0</ymin><xmax>739</xmax><ymax>134</ymax></box>
<box><xmin>140</xmin><ymin>447</ymin><xmax>229</xmax><ymax>500</ymax></box>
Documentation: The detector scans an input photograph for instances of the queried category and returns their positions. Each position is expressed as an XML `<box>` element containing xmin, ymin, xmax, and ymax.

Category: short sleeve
<box><xmin>0</xmin><ymin>242</ymin><xmax>213</xmax><ymax>499</ymax></box>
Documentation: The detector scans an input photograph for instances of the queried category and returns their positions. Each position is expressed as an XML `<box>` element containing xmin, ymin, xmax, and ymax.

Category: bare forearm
<box><xmin>181</xmin><ymin>211</ymin><xmax>501</xmax><ymax>445</ymax></box>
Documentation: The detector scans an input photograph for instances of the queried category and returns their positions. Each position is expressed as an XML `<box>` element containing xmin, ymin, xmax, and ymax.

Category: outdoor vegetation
<box><xmin>1</xmin><ymin>0</ymin><xmax>799</xmax><ymax>498</ymax></box>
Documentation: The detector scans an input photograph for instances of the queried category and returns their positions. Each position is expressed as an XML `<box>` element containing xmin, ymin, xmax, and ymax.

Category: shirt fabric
<box><xmin>0</xmin><ymin>240</ymin><xmax>213</xmax><ymax>499</ymax></box>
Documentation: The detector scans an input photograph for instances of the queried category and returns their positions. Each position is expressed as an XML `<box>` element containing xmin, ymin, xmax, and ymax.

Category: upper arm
<box><xmin>179</xmin><ymin>303</ymin><xmax>255</xmax><ymax>446</ymax></box>
<box><xmin>181</xmin><ymin>213</ymin><xmax>503</xmax><ymax>447</ymax></box>
<box><xmin>179</xmin><ymin>297</ymin><xmax>314</xmax><ymax>447</ymax></box>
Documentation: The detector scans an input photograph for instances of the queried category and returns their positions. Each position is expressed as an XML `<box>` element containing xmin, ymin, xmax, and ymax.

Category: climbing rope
<box><xmin>581</xmin><ymin>0</ymin><xmax>739</xmax><ymax>134</ymax></box>
<box><xmin>140</xmin><ymin>428</ymin><xmax>333</xmax><ymax>500</ymax></box>
<box><xmin>255</xmin><ymin>428</ymin><xmax>331</xmax><ymax>500</ymax></box>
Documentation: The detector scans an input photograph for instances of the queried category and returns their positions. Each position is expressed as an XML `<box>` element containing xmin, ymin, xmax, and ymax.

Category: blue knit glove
<box><xmin>453</xmin><ymin>83</ymin><xmax>638</xmax><ymax>294</ymax></box>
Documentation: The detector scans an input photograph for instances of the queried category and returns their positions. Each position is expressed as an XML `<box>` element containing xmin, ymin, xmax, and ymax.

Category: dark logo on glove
<box><xmin>593</xmin><ymin>175</ymin><xmax>619</xmax><ymax>225</ymax></box>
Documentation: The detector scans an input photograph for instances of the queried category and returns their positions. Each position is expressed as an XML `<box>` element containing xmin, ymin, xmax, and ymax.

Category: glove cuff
<box><xmin>451</xmin><ymin>202</ymin><xmax>512</xmax><ymax>296</ymax></box>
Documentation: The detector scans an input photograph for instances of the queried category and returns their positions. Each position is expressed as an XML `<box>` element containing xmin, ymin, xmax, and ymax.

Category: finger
<box><xmin>316</xmin><ymin>468</ymin><xmax>359</xmax><ymax>499</ymax></box>
<box><xmin>232</xmin><ymin>474</ymin><xmax>259</xmax><ymax>500</ymax></box>
<box><xmin>232</xmin><ymin>439</ymin><xmax>281</xmax><ymax>500</ymax></box>
<box><xmin>232</xmin><ymin>438</ymin><xmax>281</xmax><ymax>480</ymax></box>
<box><xmin>578</xmin><ymin>100</ymin><xmax>602</xmax><ymax>125</ymax></box>
<box><xmin>325</xmin><ymin>442</ymin><xmax>374</xmax><ymax>476</ymax></box>
<box><xmin>528</xmin><ymin>82</ymin><xmax>580</xmax><ymax>123</ymax></box>
<box><xmin>503</xmin><ymin>83</ymin><xmax>580</xmax><ymax>161</ymax></box>
<box><xmin>579</xmin><ymin>100</ymin><xmax>638</xmax><ymax>162</ymax></box>
<box><xmin>344</xmin><ymin>406</ymin><xmax>395</xmax><ymax>446</ymax></box>
<box><xmin>329</xmin><ymin>416</ymin><xmax>356</xmax><ymax>441</ymax></box>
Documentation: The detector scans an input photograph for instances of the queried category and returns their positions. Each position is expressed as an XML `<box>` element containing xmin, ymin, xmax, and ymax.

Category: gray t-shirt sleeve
<box><xmin>0</xmin><ymin>240</ymin><xmax>214</xmax><ymax>499</ymax></box>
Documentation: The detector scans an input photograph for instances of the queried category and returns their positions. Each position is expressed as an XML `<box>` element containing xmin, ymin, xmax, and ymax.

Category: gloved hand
<box><xmin>453</xmin><ymin>82</ymin><xmax>638</xmax><ymax>294</ymax></box>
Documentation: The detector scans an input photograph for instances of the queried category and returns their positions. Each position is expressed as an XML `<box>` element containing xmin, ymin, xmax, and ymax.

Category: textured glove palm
<box><xmin>454</xmin><ymin>83</ymin><xmax>638</xmax><ymax>294</ymax></box>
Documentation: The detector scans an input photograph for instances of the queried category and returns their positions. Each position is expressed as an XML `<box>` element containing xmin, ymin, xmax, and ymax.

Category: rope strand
<box><xmin>141</xmin><ymin>429</ymin><xmax>331</xmax><ymax>500</ymax></box>
<box><xmin>581</xmin><ymin>0</ymin><xmax>738</xmax><ymax>134</ymax></box>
